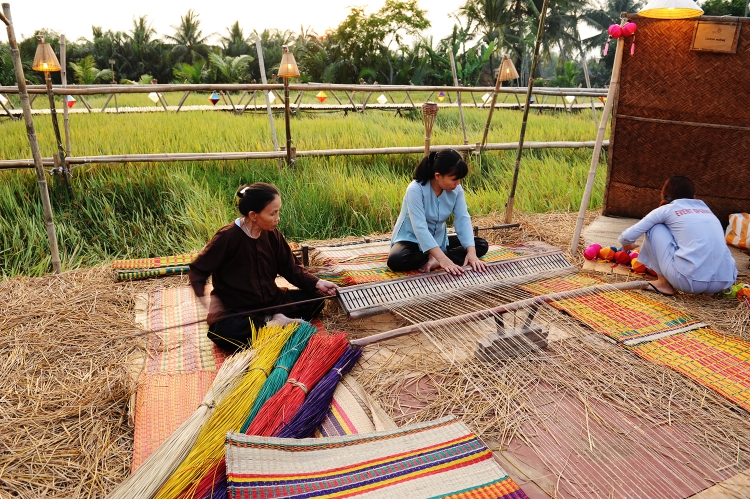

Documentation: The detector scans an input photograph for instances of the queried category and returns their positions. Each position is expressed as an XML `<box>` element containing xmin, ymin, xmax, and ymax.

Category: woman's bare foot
<box><xmin>266</xmin><ymin>313</ymin><xmax>301</xmax><ymax>327</ymax></box>
<box><xmin>418</xmin><ymin>256</ymin><xmax>439</xmax><ymax>273</ymax></box>
<box><xmin>648</xmin><ymin>275</ymin><xmax>676</xmax><ymax>296</ymax></box>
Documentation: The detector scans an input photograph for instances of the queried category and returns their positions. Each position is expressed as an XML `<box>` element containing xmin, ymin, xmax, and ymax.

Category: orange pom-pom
<box><xmin>631</xmin><ymin>257</ymin><xmax>646</xmax><ymax>273</ymax></box>
<box><xmin>598</xmin><ymin>246</ymin><xmax>615</xmax><ymax>261</ymax></box>
<box><xmin>737</xmin><ymin>287</ymin><xmax>750</xmax><ymax>301</ymax></box>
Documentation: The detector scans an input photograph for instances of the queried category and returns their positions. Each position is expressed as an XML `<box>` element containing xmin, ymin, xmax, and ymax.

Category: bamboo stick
<box><xmin>570</xmin><ymin>36</ymin><xmax>626</xmax><ymax>255</ymax></box>
<box><xmin>176</xmin><ymin>91</ymin><xmax>190</xmax><ymax>111</ymax></box>
<box><xmin>350</xmin><ymin>281</ymin><xmax>650</xmax><ymax>347</ymax></box>
<box><xmin>43</xmin><ymin>68</ymin><xmax>72</xmax><ymax>196</ymax></box>
<box><xmin>448</xmin><ymin>50</ymin><xmax>468</xmax><ymax>146</ymax></box>
<box><xmin>2</xmin><ymin>2</ymin><xmax>61</xmax><ymax>274</ymax></box>
<box><xmin>0</xmin><ymin>140</ymin><xmax>609</xmax><ymax>169</ymax></box>
<box><xmin>504</xmin><ymin>0</ymin><xmax>550</xmax><ymax>224</ymax></box>
<box><xmin>255</xmin><ymin>38</ymin><xmax>282</xmax><ymax>170</ymax></box>
<box><xmin>60</xmin><ymin>35</ymin><xmax>72</xmax><ymax>156</ymax></box>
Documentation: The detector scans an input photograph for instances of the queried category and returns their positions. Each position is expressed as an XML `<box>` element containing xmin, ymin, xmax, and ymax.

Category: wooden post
<box><xmin>284</xmin><ymin>77</ymin><xmax>292</xmax><ymax>165</ymax></box>
<box><xmin>255</xmin><ymin>38</ymin><xmax>282</xmax><ymax>170</ymax></box>
<box><xmin>176</xmin><ymin>90</ymin><xmax>190</xmax><ymax>111</ymax></box>
<box><xmin>44</xmin><ymin>71</ymin><xmax>72</xmax><ymax>196</ymax></box>
<box><xmin>448</xmin><ymin>50</ymin><xmax>468</xmax><ymax>146</ymax></box>
<box><xmin>570</xmin><ymin>36</ymin><xmax>625</xmax><ymax>255</ymax></box>
<box><xmin>504</xmin><ymin>0</ymin><xmax>550</xmax><ymax>223</ymax></box>
<box><xmin>2</xmin><ymin>3</ymin><xmax>62</xmax><ymax>273</ymax></box>
<box><xmin>59</xmin><ymin>35</ymin><xmax>72</xmax><ymax>155</ymax></box>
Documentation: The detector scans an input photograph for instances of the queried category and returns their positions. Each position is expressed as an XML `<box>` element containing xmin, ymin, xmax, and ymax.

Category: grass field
<box><xmin>0</xmin><ymin>104</ymin><xmax>607</xmax><ymax>277</ymax></box>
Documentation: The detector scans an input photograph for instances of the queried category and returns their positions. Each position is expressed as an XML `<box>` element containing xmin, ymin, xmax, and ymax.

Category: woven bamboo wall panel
<box><xmin>604</xmin><ymin>16</ymin><xmax>750</xmax><ymax>222</ymax></box>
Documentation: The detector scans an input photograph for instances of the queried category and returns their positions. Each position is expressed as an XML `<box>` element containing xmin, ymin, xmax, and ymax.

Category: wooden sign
<box><xmin>691</xmin><ymin>21</ymin><xmax>741</xmax><ymax>53</ymax></box>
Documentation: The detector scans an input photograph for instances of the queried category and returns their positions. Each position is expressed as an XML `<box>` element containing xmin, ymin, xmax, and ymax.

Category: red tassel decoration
<box><xmin>603</xmin><ymin>39</ymin><xmax>610</xmax><ymax>56</ymax></box>
<box><xmin>631</xmin><ymin>35</ymin><xmax>636</xmax><ymax>55</ymax></box>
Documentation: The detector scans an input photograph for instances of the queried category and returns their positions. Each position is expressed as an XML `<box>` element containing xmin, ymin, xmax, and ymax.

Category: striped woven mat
<box><xmin>632</xmin><ymin>328</ymin><xmax>750</xmax><ymax>412</ymax></box>
<box><xmin>519</xmin><ymin>275</ymin><xmax>706</xmax><ymax>346</ymax></box>
<box><xmin>226</xmin><ymin>416</ymin><xmax>528</xmax><ymax>499</ymax></box>
<box><xmin>312</xmin><ymin>242</ymin><xmax>523</xmax><ymax>286</ymax></box>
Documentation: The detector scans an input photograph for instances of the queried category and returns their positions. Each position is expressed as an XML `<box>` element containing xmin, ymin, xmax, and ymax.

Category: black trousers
<box><xmin>207</xmin><ymin>289</ymin><xmax>324</xmax><ymax>351</ymax></box>
<box><xmin>387</xmin><ymin>235</ymin><xmax>489</xmax><ymax>272</ymax></box>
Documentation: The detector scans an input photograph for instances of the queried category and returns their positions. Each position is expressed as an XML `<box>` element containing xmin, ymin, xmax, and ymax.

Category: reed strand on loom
<box><xmin>105</xmin><ymin>349</ymin><xmax>256</xmax><ymax>499</ymax></box>
<box><xmin>153</xmin><ymin>323</ymin><xmax>296</xmax><ymax>499</ymax></box>
<box><xmin>194</xmin><ymin>333</ymin><xmax>351</xmax><ymax>499</ymax></box>
<box><xmin>276</xmin><ymin>347</ymin><xmax>363</xmax><ymax>439</ymax></box>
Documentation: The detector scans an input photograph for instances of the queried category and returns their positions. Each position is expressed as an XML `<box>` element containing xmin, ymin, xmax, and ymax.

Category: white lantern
<box><xmin>148</xmin><ymin>92</ymin><xmax>160</xmax><ymax>103</ymax></box>
<box><xmin>564</xmin><ymin>95</ymin><xmax>576</xmax><ymax>104</ymax></box>
<box><xmin>377</xmin><ymin>93</ymin><xmax>387</xmax><ymax>105</ymax></box>
<box><xmin>482</xmin><ymin>93</ymin><xmax>491</xmax><ymax>103</ymax></box>
<box><xmin>0</xmin><ymin>93</ymin><xmax>7</xmax><ymax>104</ymax></box>
<box><xmin>267</xmin><ymin>92</ymin><xmax>276</xmax><ymax>104</ymax></box>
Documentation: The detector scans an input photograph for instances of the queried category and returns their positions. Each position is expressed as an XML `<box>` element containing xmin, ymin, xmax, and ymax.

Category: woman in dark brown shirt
<box><xmin>189</xmin><ymin>183</ymin><xmax>337</xmax><ymax>350</ymax></box>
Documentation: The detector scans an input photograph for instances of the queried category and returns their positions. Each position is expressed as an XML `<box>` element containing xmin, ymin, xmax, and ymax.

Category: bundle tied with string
<box><xmin>422</xmin><ymin>101</ymin><xmax>439</xmax><ymax>157</ymax></box>
<box><xmin>276</xmin><ymin>347</ymin><xmax>362</xmax><ymax>439</ymax></box>
<box><xmin>153</xmin><ymin>323</ymin><xmax>297</xmax><ymax>499</ymax></box>
<box><xmin>183</xmin><ymin>322</ymin><xmax>317</xmax><ymax>499</ymax></box>
<box><xmin>190</xmin><ymin>332</ymin><xmax>350</xmax><ymax>499</ymax></box>
<box><xmin>105</xmin><ymin>349</ymin><xmax>256</xmax><ymax>499</ymax></box>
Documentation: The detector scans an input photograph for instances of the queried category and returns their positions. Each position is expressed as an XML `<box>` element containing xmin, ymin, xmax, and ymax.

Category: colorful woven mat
<box><xmin>315</xmin><ymin>376</ymin><xmax>398</xmax><ymax>437</ymax></box>
<box><xmin>130</xmin><ymin>370</ymin><xmax>217</xmax><ymax>472</ymax></box>
<box><xmin>226</xmin><ymin>416</ymin><xmax>528</xmax><ymax>499</ymax></box>
<box><xmin>631</xmin><ymin>328</ymin><xmax>750</xmax><ymax>412</ymax></box>
<box><xmin>143</xmin><ymin>286</ymin><xmax>227</xmax><ymax>373</ymax></box>
<box><xmin>113</xmin><ymin>253</ymin><xmax>199</xmax><ymax>270</ymax></box>
<box><xmin>520</xmin><ymin>275</ymin><xmax>705</xmax><ymax>345</ymax></box>
<box><xmin>313</xmin><ymin>244</ymin><xmax>523</xmax><ymax>286</ymax></box>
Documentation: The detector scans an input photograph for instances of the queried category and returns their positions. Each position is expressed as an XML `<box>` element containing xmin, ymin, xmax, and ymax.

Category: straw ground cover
<box><xmin>1</xmin><ymin>211</ymin><xmax>746</xmax><ymax>499</ymax></box>
<box><xmin>1</xmin><ymin>107</ymin><xmax>606</xmax><ymax>277</ymax></box>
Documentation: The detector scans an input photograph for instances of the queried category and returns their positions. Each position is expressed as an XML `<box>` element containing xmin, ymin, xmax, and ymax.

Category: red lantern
<box><xmin>608</xmin><ymin>24</ymin><xmax>623</xmax><ymax>38</ymax></box>
<box><xmin>622</xmin><ymin>22</ymin><xmax>637</xmax><ymax>37</ymax></box>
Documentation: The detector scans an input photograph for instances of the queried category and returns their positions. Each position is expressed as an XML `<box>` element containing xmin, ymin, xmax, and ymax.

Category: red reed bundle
<box><xmin>246</xmin><ymin>333</ymin><xmax>349</xmax><ymax>436</ymax></box>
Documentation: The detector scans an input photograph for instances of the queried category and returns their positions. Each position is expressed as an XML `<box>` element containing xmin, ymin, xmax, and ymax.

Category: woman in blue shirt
<box><xmin>388</xmin><ymin>149</ymin><xmax>488</xmax><ymax>275</ymax></box>
<box><xmin>619</xmin><ymin>176</ymin><xmax>737</xmax><ymax>296</ymax></box>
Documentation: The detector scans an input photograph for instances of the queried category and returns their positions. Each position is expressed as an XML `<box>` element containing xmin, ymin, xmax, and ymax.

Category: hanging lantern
<box><xmin>147</xmin><ymin>92</ymin><xmax>159</xmax><ymax>104</ymax></box>
<box><xmin>268</xmin><ymin>92</ymin><xmax>276</xmax><ymax>104</ymax></box>
<box><xmin>621</xmin><ymin>22</ymin><xmax>637</xmax><ymax>37</ymax></box>
<box><xmin>0</xmin><ymin>93</ymin><xmax>8</xmax><ymax>105</ymax></box>
<box><xmin>437</xmin><ymin>91</ymin><xmax>446</xmax><ymax>102</ymax></box>
<box><xmin>639</xmin><ymin>0</ymin><xmax>703</xmax><ymax>18</ymax></box>
<box><xmin>564</xmin><ymin>95</ymin><xmax>576</xmax><ymax>104</ymax></box>
<box><xmin>209</xmin><ymin>91</ymin><xmax>220</xmax><ymax>105</ymax></box>
<box><xmin>482</xmin><ymin>93</ymin><xmax>491</xmax><ymax>103</ymax></box>
<box><xmin>377</xmin><ymin>93</ymin><xmax>387</xmax><ymax>105</ymax></box>
<box><xmin>498</xmin><ymin>56</ymin><xmax>520</xmax><ymax>82</ymax></box>
<box><xmin>315</xmin><ymin>91</ymin><xmax>327</xmax><ymax>103</ymax></box>
<box><xmin>66</xmin><ymin>95</ymin><xmax>76</xmax><ymax>108</ymax></box>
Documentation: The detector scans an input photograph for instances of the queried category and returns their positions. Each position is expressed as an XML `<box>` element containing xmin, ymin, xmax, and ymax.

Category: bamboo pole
<box><xmin>255</xmin><ymin>38</ymin><xmax>282</xmax><ymax>170</ymax></box>
<box><xmin>448</xmin><ymin>50</ymin><xmax>468</xmax><ymax>146</ymax></box>
<box><xmin>570</xmin><ymin>36</ymin><xmax>626</xmax><ymax>255</ymax></box>
<box><xmin>2</xmin><ymin>3</ymin><xmax>61</xmax><ymax>274</ymax></box>
<box><xmin>350</xmin><ymin>281</ymin><xmax>650</xmax><ymax>347</ymax></box>
<box><xmin>176</xmin><ymin>91</ymin><xmax>190</xmax><ymax>111</ymax></box>
<box><xmin>480</xmin><ymin>68</ymin><xmax>506</xmax><ymax>150</ymax></box>
<box><xmin>0</xmin><ymin>140</ymin><xmax>609</xmax><ymax>169</ymax></box>
<box><xmin>504</xmin><ymin>0</ymin><xmax>550</xmax><ymax>224</ymax></box>
<box><xmin>44</xmin><ymin>69</ymin><xmax>72</xmax><ymax>196</ymax></box>
<box><xmin>60</xmin><ymin>35</ymin><xmax>72</xmax><ymax>156</ymax></box>
<box><xmin>579</xmin><ymin>46</ymin><xmax>598</xmax><ymax>128</ymax></box>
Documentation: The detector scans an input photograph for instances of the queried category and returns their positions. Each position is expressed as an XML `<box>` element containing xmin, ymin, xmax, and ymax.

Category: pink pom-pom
<box><xmin>584</xmin><ymin>243</ymin><xmax>602</xmax><ymax>260</ymax></box>
<box><xmin>629</xmin><ymin>251</ymin><xmax>639</xmax><ymax>260</ymax></box>
<box><xmin>615</xmin><ymin>250</ymin><xmax>632</xmax><ymax>265</ymax></box>
<box><xmin>621</xmin><ymin>22</ymin><xmax>637</xmax><ymax>37</ymax></box>
<box><xmin>608</xmin><ymin>24</ymin><xmax>623</xmax><ymax>38</ymax></box>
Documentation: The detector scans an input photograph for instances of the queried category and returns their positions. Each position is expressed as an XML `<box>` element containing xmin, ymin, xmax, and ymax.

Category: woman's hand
<box><xmin>621</xmin><ymin>243</ymin><xmax>639</xmax><ymax>252</ymax></box>
<box><xmin>440</xmin><ymin>258</ymin><xmax>464</xmax><ymax>276</ymax></box>
<box><xmin>463</xmin><ymin>247</ymin><xmax>487</xmax><ymax>273</ymax></box>
<box><xmin>316</xmin><ymin>279</ymin><xmax>339</xmax><ymax>296</ymax></box>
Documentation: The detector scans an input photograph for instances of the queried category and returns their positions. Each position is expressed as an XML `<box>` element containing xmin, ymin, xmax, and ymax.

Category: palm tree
<box><xmin>458</xmin><ymin>0</ymin><xmax>517</xmax><ymax>77</ymax></box>
<box><xmin>69</xmin><ymin>55</ymin><xmax>114</xmax><ymax>84</ymax></box>
<box><xmin>165</xmin><ymin>9</ymin><xmax>212</xmax><ymax>63</ymax></box>
<box><xmin>221</xmin><ymin>21</ymin><xmax>250</xmax><ymax>57</ymax></box>
<box><xmin>581</xmin><ymin>0</ymin><xmax>645</xmax><ymax>70</ymax></box>
<box><xmin>173</xmin><ymin>60</ymin><xmax>207</xmax><ymax>84</ymax></box>
<box><xmin>207</xmin><ymin>53</ymin><xmax>253</xmax><ymax>83</ymax></box>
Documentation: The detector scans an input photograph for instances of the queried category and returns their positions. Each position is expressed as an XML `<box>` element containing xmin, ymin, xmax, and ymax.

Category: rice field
<box><xmin>0</xmin><ymin>103</ymin><xmax>607</xmax><ymax>277</ymax></box>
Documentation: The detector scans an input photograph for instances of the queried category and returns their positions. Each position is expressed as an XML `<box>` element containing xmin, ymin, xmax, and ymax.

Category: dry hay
<box><xmin>0</xmin><ymin>210</ymin><xmax>747</xmax><ymax>498</ymax></box>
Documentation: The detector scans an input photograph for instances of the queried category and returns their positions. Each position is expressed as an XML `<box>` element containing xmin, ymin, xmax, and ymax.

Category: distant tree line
<box><xmin>0</xmin><ymin>0</ymin><xmax>734</xmax><ymax>89</ymax></box>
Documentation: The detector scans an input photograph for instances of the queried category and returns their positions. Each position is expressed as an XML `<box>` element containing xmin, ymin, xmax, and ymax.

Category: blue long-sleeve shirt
<box><xmin>391</xmin><ymin>181</ymin><xmax>475</xmax><ymax>252</ymax></box>
<box><xmin>619</xmin><ymin>198</ymin><xmax>737</xmax><ymax>283</ymax></box>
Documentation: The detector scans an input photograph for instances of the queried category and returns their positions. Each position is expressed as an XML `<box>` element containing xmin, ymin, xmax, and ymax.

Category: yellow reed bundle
<box><xmin>154</xmin><ymin>323</ymin><xmax>297</xmax><ymax>499</ymax></box>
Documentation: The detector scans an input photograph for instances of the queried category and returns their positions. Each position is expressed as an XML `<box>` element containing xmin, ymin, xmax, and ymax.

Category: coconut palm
<box><xmin>173</xmin><ymin>60</ymin><xmax>207</xmax><ymax>84</ymax></box>
<box><xmin>221</xmin><ymin>21</ymin><xmax>250</xmax><ymax>57</ymax></box>
<box><xmin>165</xmin><ymin>9</ymin><xmax>212</xmax><ymax>63</ymax></box>
<box><xmin>207</xmin><ymin>53</ymin><xmax>253</xmax><ymax>83</ymax></box>
<box><xmin>69</xmin><ymin>55</ymin><xmax>114</xmax><ymax>84</ymax></box>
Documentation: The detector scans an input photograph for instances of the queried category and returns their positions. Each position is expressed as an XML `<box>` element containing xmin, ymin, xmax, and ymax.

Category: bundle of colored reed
<box><xmin>239</xmin><ymin>322</ymin><xmax>317</xmax><ymax>432</ymax></box>
<box><xmin>276</xmin><ymin>347</ymin><xmax>362</xmax><ymax>438</ymax></box>
<box><xmin>245</xmin><ymin>333</ymin><xmax>350</xmax><ymax>436</ymax></box>
<box><xmin>105</xmin><ymin>349</ymin><xmax>255</xmax><ymax>499</ymax></box>
<box><xmin>153</xmin><ymin>323</ymin><xmax>296</xmax><ymax>499</ymax></box>
<box><xmin>185</xmin><ymin>322</ymin><xmax>317</xmax><ymax>499</ymax></box>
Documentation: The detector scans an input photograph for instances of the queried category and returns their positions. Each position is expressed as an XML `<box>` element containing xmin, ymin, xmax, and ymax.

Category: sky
<box><xmin>8</xmin><ymin>0</ymin><xmax>469</xmax><ymax>44</ymax></box>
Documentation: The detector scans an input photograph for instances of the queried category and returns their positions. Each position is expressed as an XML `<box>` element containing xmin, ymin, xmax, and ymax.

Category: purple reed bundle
<box><xmin>276</xmin><ymin>347</ymin><xmax>362</xmax><ymax>439</ymax></box>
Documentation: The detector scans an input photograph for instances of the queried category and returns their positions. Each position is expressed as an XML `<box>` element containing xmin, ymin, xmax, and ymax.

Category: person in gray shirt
<box><xmin>619</xmin><ymin>176</ymin><xmax>737</xmax><ymax>296</ymax></box>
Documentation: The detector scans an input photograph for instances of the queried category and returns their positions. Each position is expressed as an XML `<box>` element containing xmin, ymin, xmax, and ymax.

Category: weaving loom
<box><xmin>336</xmin><ymin>241</ymin><xmax>575</xmax><ymax>318</ymax></box>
